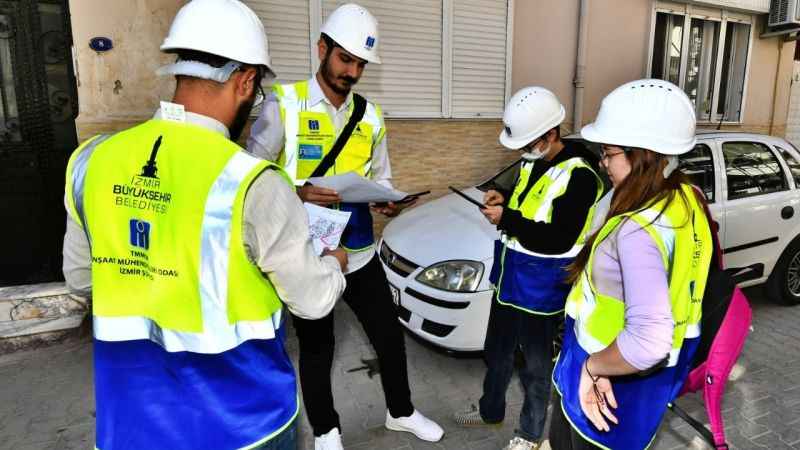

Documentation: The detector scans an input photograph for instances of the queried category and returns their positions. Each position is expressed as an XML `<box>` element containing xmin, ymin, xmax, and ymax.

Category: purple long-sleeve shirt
<box><xmin>591</xmin><ymin>219</ymin><xmax>674</xmax><ymax>371</ymax></box>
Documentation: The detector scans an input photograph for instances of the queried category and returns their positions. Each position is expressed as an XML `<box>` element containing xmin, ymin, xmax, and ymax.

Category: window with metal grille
<box><xmin>650</xmin><ymin>6</ymin><xmax>752</xmax><ymax>123</ymax></box>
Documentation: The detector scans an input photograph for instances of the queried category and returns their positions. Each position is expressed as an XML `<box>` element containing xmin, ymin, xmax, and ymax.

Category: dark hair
<box><xmin>320</xmin><ymin>33</ymin><xmax>340</xmax><ymax>58</ymax></box>
<box><xmin>566</xmin><ymin>148</ymin><xmax>690</xmax><ymax>283</ymax></box>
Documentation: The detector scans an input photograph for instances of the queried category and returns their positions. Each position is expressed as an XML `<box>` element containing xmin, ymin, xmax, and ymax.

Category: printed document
<box><xmin>304</xmin><ymin>203</ymin><xmax>352</xmax><ymax>255</ymax></box>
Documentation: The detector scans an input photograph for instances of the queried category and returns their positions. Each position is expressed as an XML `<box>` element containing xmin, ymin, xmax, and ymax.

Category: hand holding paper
<box><xmin>307</xmin><ymin>172</ymin><xmax>408</xmax><ymax>203</ymax></box>
<box><xmin>304</xmin><ymin>203</ymin><xmax>351</xmax><ymax>255</ymax></box>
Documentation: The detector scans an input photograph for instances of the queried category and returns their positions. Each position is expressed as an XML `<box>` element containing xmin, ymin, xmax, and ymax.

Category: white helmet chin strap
<box><xmin>663</xmin><ymin>155</ymin><xmax>679</xmax><ymax>179</ymax></box>
<box><xmin>156</xmin><ymin>60</ymin><xmax>242</xmax><ymax>83</ymax></box>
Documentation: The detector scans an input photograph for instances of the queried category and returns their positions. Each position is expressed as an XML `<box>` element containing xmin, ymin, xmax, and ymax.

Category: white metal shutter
<box><xmin>323</xmin><ymin>0</ymin><xmax>443</xmax><ymax>118</ymax></box>
<box><xmin>451</xmin><ymin>0</ymin><xmax>509</xmax><ymax>118</ymax></box>
<box><xmin>245</xmin><ymin>0</ymin><xmax>313</xmax><ymax>84</ymax></box>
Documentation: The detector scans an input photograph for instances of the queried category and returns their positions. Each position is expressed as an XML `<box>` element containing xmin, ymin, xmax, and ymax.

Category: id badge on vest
<box><xmin>295</xmin><ymin>110</ymin><xmax>373</xmax><ymax>179</ymax></box>
<box><xmin>297</xmin><ymin>111</ymin><xmax>333</xmax><ymax>177</ymax></box>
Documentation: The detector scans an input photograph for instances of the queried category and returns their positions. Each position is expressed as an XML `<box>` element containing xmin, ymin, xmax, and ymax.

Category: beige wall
<box><xmin>511</xmin><ymin>0</ymin><xmax>651</xmax><ymax>131</ymax></box>
<box><xmin>582</xmin><ymin>0</ymin><xmax>652</xmax><ymax>125</ymax></box>
<box><xmin>511</xmin><ymin>0</ymin><xmax>579</xmax><ymax>132</ymax></box>
<box><xmin>69</xmin><ymin>0</ymin><xmax>182</xmax><ymax>140</ymax></box>
<box><xmin>67</xmin><ymin>0</ymin><xmax>515</xmax><ymax>235</ymax></box>
<box><xmin>736</xmin><ymin>20</ymin><xmax>796</xmax><ymax>136</ymax></box>
<box><xmin>511</xmin><ymin>1</ymin><xmax>796</xmax><ymax>137</ymax></box>
<box><xmin>66</xmin><ymin>1</ymin><xmax>797</xmax><ymax>237</ymax></box>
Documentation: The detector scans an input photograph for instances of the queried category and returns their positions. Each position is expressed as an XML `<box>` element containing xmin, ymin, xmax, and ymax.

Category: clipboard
<box><xmin>448</xmin><ymin>186</ymin><xmax>486</xmax><ymax>210</ymax></box>
<box><xmin>373</xmin><ymin>190</ymin><xmax>430</xmax><ymax>207</ymax></box>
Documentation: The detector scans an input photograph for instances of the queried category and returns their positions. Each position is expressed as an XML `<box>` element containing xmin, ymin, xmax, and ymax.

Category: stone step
<box><xmin>0</xmin><ymin>282</ymin><xmax>88</xmax><ymax>353</ymax></box>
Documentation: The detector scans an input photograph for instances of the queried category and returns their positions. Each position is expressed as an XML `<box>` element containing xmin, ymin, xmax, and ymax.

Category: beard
<box><xmin>320</xmin><ymin>55</ymin><xmax>358</xmax><ymax>96</ymax></box>
<box><xmin>229</xmin><ymin>98</ymin><xmax>254</xmax><ymax>142</ymax></box>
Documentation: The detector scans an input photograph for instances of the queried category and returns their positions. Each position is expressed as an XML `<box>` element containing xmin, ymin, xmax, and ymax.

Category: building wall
<box><xmin>69</xmin><ymin>0</ymin><xmax>180</xmax><ymax>138</ymax></box>
<box><xmin>68</xmin><ymin>0</ymin><xmax>515</xmax><ymax>235</ymax></box>
<box><xmin>582</xmin><ymin>0</ymin><xmax>652</xmax><ymax>125</ymax></box>
<box><xmin>511</xmin><ymin>1</ymin><xmax>796</xmax><ymax>136</ymax></box>
<box><xmin>510</xmin><ymin>0</ymin><xmax>579</xmax><ymax>132</ymax></box>
<box><xmin>68</xmin><ymin>1</ymin><xmax>796</xmax><ymax>237</ymax></box>
<box><xmin>736</xmin><ymin>24</ymin><xmax>796</xmax><ymax>136</ymax></box>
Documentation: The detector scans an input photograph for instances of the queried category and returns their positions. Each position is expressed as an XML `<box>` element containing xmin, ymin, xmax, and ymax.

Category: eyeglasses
<box><xmin>601</xmin><ymin>150</ymin><xmax>626</xmax><ymax>163</ymax></box>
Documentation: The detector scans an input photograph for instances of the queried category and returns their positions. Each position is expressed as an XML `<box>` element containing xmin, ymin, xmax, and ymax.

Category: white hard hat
<box><xmin>581</xmin><ymin>79</ymin><xmax>696</xmax><ymax>155</ymax></box>
<box><xmin>159</xmin><ymin>0</ymin><xmax>275</xmax><ymax>79</ymax></box>
<box><xmin>321</xmin><ymin>3</ymin><xmax>381</xmax><ymax>64</ymax></box>
<box><xmin>499</xmin><ymin>87</ymin><xmax>566</xmax><ymax>150</ymax></box>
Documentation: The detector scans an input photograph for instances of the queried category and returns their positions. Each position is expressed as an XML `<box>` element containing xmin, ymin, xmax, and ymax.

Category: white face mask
<box><xmin>522</xmin><ymin>141</ymin><xmax>551</xmax><ymax>161</ymax></box>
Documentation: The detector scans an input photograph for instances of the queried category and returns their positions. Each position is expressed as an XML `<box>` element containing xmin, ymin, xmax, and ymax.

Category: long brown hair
<box><xmin>566</xmin><ymin>148</ymin><xmax>691</xmax><ymax>283</ymax></box>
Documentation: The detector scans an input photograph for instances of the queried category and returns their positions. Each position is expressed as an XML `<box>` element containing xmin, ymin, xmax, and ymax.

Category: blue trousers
<box><xmin>479</xmin><ymin>297</ymin><xmax>562</xmax><ymax>441</ymax></box>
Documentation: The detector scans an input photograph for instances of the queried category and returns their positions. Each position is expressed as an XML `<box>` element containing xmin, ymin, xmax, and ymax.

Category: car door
<box><xmin>718</xmin><ymin>138</ymin><xmax>799</xmax><ymax>279</ymax></box>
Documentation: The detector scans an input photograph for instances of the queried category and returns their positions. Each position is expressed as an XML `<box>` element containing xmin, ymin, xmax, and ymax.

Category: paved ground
<box><xmin>0</xmin><ymin>285</ymin><xmax>799</xmax><ymax>450</ymax></box>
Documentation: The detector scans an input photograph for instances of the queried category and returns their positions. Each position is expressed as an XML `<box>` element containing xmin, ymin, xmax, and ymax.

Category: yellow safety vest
<box><xmin>273</xmin><ymin>80</ymin><xmax>385</xmax><ymax>185</ymax></box>
<box><xmin>66</xmin><ymin>120</ymin><xmax>289</xmax><ymax>349</ymax></box>
<box><xmin>65</xmin><ymin>119</ymin><xmax>300</xmax><ymax>449</ymax></box>
<box><xmin>504</xmin><ymin>157</ymin><xmax>603</xmax><ymax>258</ymax></box>
<box><xmin>553</xmin><ymin>183</ymin><xmax>713</xmax><ymax>450</ymax></box>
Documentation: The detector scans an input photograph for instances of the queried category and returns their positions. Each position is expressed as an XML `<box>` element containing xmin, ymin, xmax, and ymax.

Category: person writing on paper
<box><xmin>61</xmin><ymin>1</ymin><xmax>346</xmax><ymax>449</ymax></box>
<box><xmin>549</xmin><ymin>80</ymin><xmax>712</xmax><ymax>450</ymax></box>
<box><xmin>454</xmin><ymin>87</ymin><xmax>604</xmax><ymax>450</ymax></box>
<box><xmin>247</xmin><ymin>3</ymin><xmax>443</xmax><ymax>449</ymax></box>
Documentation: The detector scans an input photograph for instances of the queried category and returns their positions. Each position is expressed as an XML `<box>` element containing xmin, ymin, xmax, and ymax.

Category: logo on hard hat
<box><xmin>504</xmin><ymin>125</ymin><xmax>512</xmax><ymax>138</ymax></box>
<box><xmin>308</xmin><ymin>120</ymin><xmax>320</xmax><ymax>132</ymax></box>
<box><xmin>365</xmin><ymin>36</ymin><xmax>376</xmax><ymax>50</ymax></box>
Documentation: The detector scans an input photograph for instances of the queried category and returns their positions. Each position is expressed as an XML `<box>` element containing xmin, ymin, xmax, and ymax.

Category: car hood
<box><xmin>382</xmin><ymin>187</ymin><xmax>499</xmax><ymax>269</ymax></box>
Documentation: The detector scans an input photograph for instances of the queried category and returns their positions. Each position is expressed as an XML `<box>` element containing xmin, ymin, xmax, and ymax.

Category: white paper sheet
<box><xmin>307</xmin><ymin>172</ymin><xmax>408</xmax><ymax>203</ymax></box>
<box><xmin>304</xmin><ymin>203</ymin><xmax>352</xmax><ymax>255</ymax></box>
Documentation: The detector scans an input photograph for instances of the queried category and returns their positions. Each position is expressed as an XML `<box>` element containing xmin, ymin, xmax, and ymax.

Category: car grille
<box><xmin>405</xmin><ymin>287</ymin><xmax>470</xmax><ymax>310</ymax></box>
<box><xmin>421</xmin><ymin>319</ymin><xmax>456</xmax><ymax>338</ymax></box>
<box><xmin>379</xmin><ymin>241</ymin><xmax>420</xmax><ymax>277</ymax></box>
<box><xmin>397</xmin><ymin>304</ymin><xmax>412</xmax><ymax>323</ymax></box>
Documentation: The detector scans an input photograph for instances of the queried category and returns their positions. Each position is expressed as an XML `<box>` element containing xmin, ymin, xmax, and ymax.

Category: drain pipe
<box><xmin>573</xmin><ymin>0</ymin><xmax>589</xmax><ymax>133</ymax></box>
<box><xmin>769</xmin><ymin>38</ymin><xmax>786</xmax><ymax>136</ymax></box>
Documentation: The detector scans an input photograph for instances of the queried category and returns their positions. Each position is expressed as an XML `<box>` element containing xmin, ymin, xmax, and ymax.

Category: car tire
<box><xmin>766</xmin><ymin>237</ymin><xmax>800</xmax><ymax>306</ymax></box>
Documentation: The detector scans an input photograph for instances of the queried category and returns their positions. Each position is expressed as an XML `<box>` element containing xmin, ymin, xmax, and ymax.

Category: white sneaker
<box><xmin>385</xmin><ymin>409</ymin><xmax>444</xmax><ymax>442</ymax></box>
<box><xmin>504</xmin><ymin>436</ymin><xmax>540</xmax><ymax>450</ymax></box>
<box><xmin>314</xmin><ymin>427</ymin><xmax>344</xmax><ymax>450</ymax></box>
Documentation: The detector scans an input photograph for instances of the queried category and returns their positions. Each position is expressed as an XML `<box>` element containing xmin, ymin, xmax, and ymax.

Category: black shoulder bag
<box><xmin>308</xmin><ymin>93</ymin><xmax>367</xmax><ymax>180</ymax></box>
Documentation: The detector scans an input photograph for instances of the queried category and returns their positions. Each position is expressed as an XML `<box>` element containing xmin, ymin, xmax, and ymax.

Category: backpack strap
<box><xmin>691</xmin><ymin>186</ymin><xmax>723</xmax><ymax>270</ymax></box>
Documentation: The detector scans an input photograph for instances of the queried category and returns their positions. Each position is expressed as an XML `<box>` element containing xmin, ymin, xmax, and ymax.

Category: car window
<box><xmin>679</xmin><ymin>143</ymin><xmax>715</xmax><ymax>202</ymax></box>
<box><xmin>476</xmin><ymin>138</ymin><xmax>609</xmax><ymax>193</ymax></box>
<box><xmin>477</xmin><ymin>159</ymin><xmax>521</xmax><ymax>193</ymax></box>
<box><xmin>775</xmin><ymin>144</ymin><xmax>800</xmax><ymax>188</ymax></box>
<box><xmin>722</xmin><ymin>141</ymin><xmax>788</xmax><ymax>200</ymax></box>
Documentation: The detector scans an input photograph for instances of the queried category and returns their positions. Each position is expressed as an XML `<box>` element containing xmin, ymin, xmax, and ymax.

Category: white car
<box><xmin>379</xmin><ymin>131</ymin><xmax>800</xmax><ymax>352</ymax></box>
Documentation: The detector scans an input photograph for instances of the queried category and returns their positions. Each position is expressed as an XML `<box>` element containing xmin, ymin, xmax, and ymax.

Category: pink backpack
<box><xmin>668</xmin><ymin>190</ymin><xmax>754</xmax><ymax>449</ymax></box>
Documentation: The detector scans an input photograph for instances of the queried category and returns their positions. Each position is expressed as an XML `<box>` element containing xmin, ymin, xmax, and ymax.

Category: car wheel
<box><xmin>767</xmin><ymin>238</ymin><xmax>800</xmax><ymax>306</ymax></box>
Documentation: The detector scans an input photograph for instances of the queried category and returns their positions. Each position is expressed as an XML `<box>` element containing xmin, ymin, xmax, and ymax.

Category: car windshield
<box><xmin>476</xmin><ymin>138</ymin><xmax>607</xmax><ymax>192</ymax></box>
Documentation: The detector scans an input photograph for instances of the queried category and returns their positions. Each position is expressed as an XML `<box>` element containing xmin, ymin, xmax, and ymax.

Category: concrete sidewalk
<box><xmin>1</xmin><ymin>286</ymin><xmax>799</xmax><ymax>449</ymax></box>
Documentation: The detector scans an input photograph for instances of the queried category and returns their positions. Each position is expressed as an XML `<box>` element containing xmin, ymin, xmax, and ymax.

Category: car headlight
<box><xmin>415</xmin><ymin>260</ymin><xmax>484</xmax><ymax>293</ymax></box>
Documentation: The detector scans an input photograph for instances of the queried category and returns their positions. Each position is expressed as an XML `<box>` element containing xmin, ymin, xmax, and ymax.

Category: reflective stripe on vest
<box><xmin>66</xmin><ymin>120</ymin><xmax>291</xmax><ymax>354</ymax></box>
<box><xmin>504</xmin><ymin>158</ymin><xmax>603</xmax><ymax>258</ymax></box>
